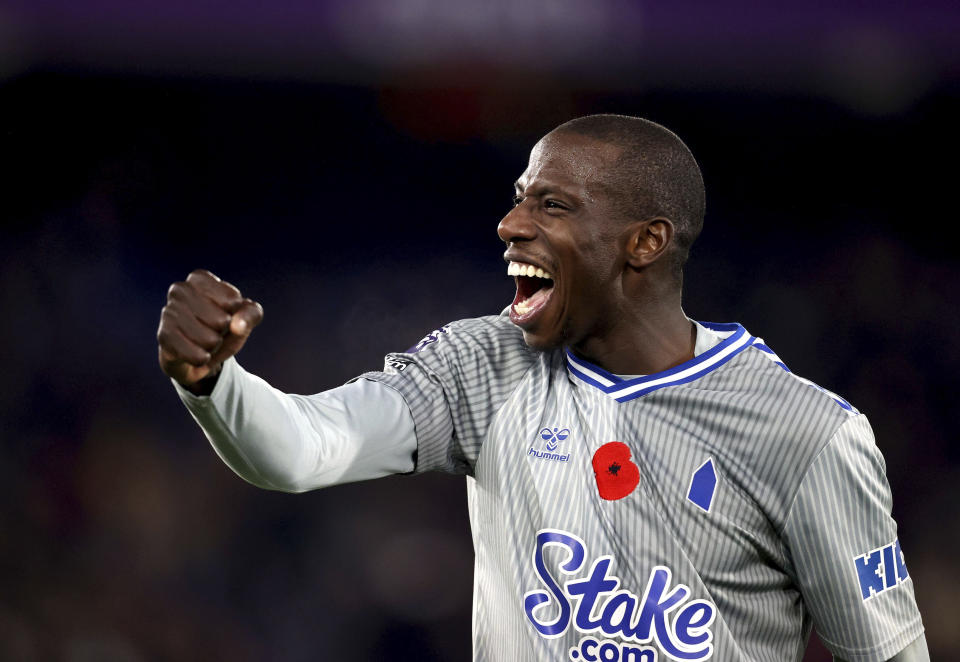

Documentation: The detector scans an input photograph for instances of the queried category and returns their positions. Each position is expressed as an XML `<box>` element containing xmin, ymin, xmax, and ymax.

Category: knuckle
<box><xmin>187</xmin><ymin>269</ymin><xmax>211</xmax><ymax>282</ymax></box>
<box><xmin>223</xmin><ymin>282</ymin><xmax>242</xmax><ymax>300</ymax></box>
<box><xmin>246</xmin><ymin>299</ymin><xmax>264</xmax><ymax>321</ymax></box>
<box><xmin>167</xmin><ymin>282</ymin><xmax>186</xmax><ymax>299</ymax></box>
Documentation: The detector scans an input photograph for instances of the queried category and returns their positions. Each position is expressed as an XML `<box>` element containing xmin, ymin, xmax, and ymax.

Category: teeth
<box><xmin>507</xmin><ymin>262</ymin><xmax>553</xmax><ymax>280</ymax></box>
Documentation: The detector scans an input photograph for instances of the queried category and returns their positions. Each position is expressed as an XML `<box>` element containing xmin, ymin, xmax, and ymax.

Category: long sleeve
<box><xmin>173</xmin><ymin>357</ymin><xmax>417</xmax><ymax>492</ymax></box>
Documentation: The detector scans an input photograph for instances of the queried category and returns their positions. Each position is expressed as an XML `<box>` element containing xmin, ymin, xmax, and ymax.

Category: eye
<box><xmin>512</xmin><ymin>194</ymin><xmax>524</xmax><ymax>207</ymax></box>
<box><xmin>544</xmin><ymin>199</ymin><xmax>566</xmax><ymax>210</ymax></box>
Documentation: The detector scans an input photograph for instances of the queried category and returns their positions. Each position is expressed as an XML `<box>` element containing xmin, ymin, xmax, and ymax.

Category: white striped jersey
<box><xmin>361</xmin><ymin>314</ymin><xmax>924</xmax><ymax>662</ymax></box>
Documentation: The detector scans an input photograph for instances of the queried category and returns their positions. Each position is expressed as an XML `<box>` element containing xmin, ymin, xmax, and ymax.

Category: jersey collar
<box><xmin>564</xmin><ymin>322</ymin><xmax>755</xmax><ymax>402</ymax></box>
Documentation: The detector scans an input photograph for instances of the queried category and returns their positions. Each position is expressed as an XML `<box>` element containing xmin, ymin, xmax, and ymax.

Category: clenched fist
<box><xmin>158</xmin><ymin>269</ymin><xmax>263</xmax><ymax>394</ymax></box>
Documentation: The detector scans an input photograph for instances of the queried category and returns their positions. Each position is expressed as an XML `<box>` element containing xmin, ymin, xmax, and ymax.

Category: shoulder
<box><xmin>404</xmin><ymin>313</ymin><xmax>530</xmax><ymax>358</ymax></box>
<box><xmin>688</xmin><ymin>325</ymin><xmax>867</xmax><ymax>524</ymax></box>
<box><xmin>745</xmin><ymin>338</ymin><xmax>856</xmax><ymax>413</ymax></box>
<box><xmin>781</xmin><ymin>411</ymin><xmax>922</xmax><ymax>662</ymax></box>
<box><xmin>690</xmin><ymin>324</ymin><xmax>857</xmax><ymax>429</ymax></box>
<box><xmin>443</xmin><ymin>313</ymin><xmax>526</xmax><ymax>346</ymax></box>
<box><xmin>384</xmin><ymin>312</ymin><xmax>541</xmax><ymax>381</ymax></box>
<box><xmin>711</xmin><ymin>328</ymin><xmax>859</xmax><ymax>428</ymax></box>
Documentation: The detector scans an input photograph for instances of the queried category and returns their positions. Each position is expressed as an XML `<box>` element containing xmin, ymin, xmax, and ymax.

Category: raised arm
<box><xmin>157</xmin><ymin>270</ymin><xmax>417</xmax><ymax>491</ymax></box>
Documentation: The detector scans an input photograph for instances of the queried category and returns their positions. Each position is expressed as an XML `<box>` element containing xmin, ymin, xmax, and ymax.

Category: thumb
<box><xmin>210</xmin><ymin>298</ymin><xmax>264</xmax><ymax>365</ymax></box>
<box><xmin>229</xmin><ymin>298</ymin><xmax>264</xmax><ymax>336</ymax></box>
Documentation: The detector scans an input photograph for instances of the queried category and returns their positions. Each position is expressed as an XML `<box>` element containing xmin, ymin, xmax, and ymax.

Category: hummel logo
<box><xmin>539</xmin><ymin>427</ymin><xmax>570</xmax><ymax>452</ymax></box>
<box><xmin>529</xmin><ymin>427</ymin><xmax>572</xmax><ymax>463</ymax></box>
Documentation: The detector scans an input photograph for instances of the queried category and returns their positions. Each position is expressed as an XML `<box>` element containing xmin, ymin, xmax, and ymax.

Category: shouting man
<box><xmin>158</xmin><ymin>115</ymin><xmax>926</xmax><ymax>661</ymax></box>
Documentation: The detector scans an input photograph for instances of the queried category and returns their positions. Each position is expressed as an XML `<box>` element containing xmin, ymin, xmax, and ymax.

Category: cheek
<box><xmin>577</xmin><ymin>246</ymin><xmax>620</xmax><ymax>290</ymax></box>
<box><xmin>565</xmin><ymin>260</ymin><xmax>611</xmax><ymax>316</ymax></box>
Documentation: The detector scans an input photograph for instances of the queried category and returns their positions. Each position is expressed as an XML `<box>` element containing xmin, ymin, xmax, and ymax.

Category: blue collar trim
<box><xmin>564</xmin><ymin>322</ymin><xmax>755</xmax><ymax>402</ymax></box>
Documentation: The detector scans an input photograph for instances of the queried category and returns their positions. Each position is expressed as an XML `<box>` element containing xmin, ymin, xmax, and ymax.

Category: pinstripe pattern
<box><xmin>363</xmin><ymin>314</ymin><xmax>923</xmax><ymax>661</ymax></box>
<box><xmin>781</xmin><ymin>416</ymin><xmax>923</xmax><ymax>661</ymax></box>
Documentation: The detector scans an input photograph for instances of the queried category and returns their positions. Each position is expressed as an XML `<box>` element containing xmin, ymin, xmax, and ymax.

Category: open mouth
<box><xmin>507</xmin><ymin>261</ymin><xmax>555</xmax><ymax>324</ymax></box>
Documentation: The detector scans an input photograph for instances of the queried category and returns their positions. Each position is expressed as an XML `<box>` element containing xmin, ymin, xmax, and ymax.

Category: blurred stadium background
<box><xmin>1</xmin><ymin>0</ymin><xmax>958</xmax><ymax>659</ymax></box>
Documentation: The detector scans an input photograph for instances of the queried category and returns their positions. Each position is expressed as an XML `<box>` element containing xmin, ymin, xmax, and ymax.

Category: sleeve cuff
<box><xmin>171</xmin><ymin>357</ymin><xmax>238</xmax><ymax>412</ymax></box>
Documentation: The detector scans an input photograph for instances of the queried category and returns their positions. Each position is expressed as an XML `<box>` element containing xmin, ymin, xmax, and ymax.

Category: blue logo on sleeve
<box><xmin>407</xmin><ymin>325</ymin><xmax>451</xmax><ymax>353</ymax></box>
<box><xmin>854</xmin><ymin>539</ymin><xmax>909</xmax><ymax>600</ymax></box>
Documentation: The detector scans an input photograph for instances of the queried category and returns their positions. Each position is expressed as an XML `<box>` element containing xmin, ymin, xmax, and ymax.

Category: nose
<box><xmin>497</xmin><ymin>201</ymin><xmax>537</xmax><ymax>244</ymax></box>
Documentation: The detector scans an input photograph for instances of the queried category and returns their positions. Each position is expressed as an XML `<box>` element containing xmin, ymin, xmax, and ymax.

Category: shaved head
<box><xmin>551</xmin><ymin>114</ymin><xmax>705</xmax><ymax>279</ymax></box>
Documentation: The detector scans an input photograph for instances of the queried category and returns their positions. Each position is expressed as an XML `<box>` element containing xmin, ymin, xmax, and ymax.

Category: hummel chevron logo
<box><xmin>540</xmin><ymin>427</ymin><xmax>570</xmax><ymax>452</ymax></box>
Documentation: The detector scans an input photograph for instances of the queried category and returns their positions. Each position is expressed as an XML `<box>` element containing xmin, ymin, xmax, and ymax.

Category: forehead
<box><xmin>517</xmin><ymin>132</ymin><xmax>622</xmax><ymax>197</ymax></box>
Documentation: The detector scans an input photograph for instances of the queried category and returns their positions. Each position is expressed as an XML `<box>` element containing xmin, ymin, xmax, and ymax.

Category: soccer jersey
<box><xmin>359</xmin><ymin>314</ymin><xmax>923</xmax><ymax>662</ymax></box>
<box><xmin>175</xmin><ymin>313</ymin><xmax>923</xmax><ymax>662</ymax></box>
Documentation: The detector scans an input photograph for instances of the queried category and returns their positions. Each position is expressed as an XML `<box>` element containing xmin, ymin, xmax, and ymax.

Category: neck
<box><xmin>570</xmin><ymin>300</ymin><xmax>695</xmax><ymax>376</ymax></box>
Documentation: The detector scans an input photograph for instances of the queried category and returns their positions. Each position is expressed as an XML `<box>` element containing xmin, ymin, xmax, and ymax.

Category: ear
<box><xmin>624</xmin><ymin>217</ymin><xmax>674</xmax><ymax>269</ymax></box>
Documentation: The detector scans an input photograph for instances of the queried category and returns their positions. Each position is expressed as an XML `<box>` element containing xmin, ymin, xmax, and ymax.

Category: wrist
<box><xmin>183</xmin><ymin>363</ymin><xmax>224</xmax><ymax>396</ymax></box>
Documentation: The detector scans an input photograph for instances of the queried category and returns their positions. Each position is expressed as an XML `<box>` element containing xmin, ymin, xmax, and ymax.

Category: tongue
<box><xmin>513</xmin><ymin>284</ymin><xmax>553</xmax><ymax>317</ymax></box>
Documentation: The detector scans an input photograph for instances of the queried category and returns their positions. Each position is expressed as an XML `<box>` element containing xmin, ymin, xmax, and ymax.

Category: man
<box><xmin>158</xmin><ymin>115</ymin><xmax>927</xmax><ymax>661</ymax></box>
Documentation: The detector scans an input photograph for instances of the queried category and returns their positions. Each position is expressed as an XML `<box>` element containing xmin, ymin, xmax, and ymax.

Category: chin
<box><xmin>519</xmin><ymin>325</ymin><xmax>567</xmax><ymax>352</ymax></box>
<box><xmin>520</xmin><ymin>333</ymin><xmax>553</xmax><ymax>351</ymax></box>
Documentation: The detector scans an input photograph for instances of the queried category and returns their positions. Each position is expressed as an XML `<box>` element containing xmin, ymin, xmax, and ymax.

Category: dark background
<box><xmin>1</xmin><ymin>1</ymin><xmax>958</xmax><ymax>660</ymax></box>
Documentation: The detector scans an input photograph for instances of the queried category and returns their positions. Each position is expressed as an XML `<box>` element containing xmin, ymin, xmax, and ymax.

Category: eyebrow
<box><xmin>515</xmin><ymin>180</ymin><xmax>582</xmax><ymax>205</ymax></box>
<box><xmin>514</xmin><ymin>180</ymin><xmax>561</xmax><ymax>196</ymax></box>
